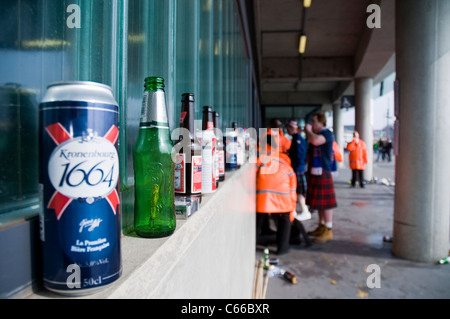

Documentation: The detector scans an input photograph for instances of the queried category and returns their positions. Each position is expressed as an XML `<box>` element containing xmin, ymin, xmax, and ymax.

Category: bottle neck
<box><xmin>214</xmin><ymin>117</ymin><xmax>219</xmax><ymax>132</ymax></box>
<box><xmin>180</xmin><ymin>100</ymin><xmax>195</xmax><ymax>139</ymax></box>
<box><xmin>140</xmin><ymin>89</ymin><xmax>169</xmax><ymax>129</ymax></box>
<box><xmin>202</xmin><ymin>111</ymin><xmax>214</xmax><ymax>130</ymax></box>
<box><xmin>214</xmin><ymin>114</ymin><xmax>223</xmax><ymax>144</ymax></box>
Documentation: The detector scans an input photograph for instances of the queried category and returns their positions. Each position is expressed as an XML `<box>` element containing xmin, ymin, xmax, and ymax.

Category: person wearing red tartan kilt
<box><xmin>305</xmin><ymin>112</ymin><xmax>337</xmax><ymax>243</ymax></box>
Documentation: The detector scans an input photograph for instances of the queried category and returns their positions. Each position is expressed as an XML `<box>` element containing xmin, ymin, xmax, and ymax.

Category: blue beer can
<box><xmin>39</xmin><ymin>81</ymin><xmax>121</xmax><ymax>295</ymax></box>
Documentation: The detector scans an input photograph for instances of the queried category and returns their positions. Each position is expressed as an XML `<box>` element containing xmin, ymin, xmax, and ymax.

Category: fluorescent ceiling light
<box><xmin>298</xmin><ymin>34</ymin><xmax>307</xmax><ymax>54</ymax></box>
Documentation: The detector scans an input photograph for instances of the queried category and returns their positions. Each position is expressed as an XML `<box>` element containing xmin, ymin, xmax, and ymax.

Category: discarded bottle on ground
<box><xmin>281</xmin><ymin>269</ymin><xmax>298</xmax><ymax>284</ymax></box>
<box><xmin>263</xmin><ymin>248</ymin><xmax>269</xmax><ymax>270</ymax></box>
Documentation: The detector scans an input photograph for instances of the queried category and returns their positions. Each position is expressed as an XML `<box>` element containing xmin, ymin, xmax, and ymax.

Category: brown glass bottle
<box><xmin>214</xmin><ymin>111</ymin><xmax>225</xmax><ymax>182</ymax></box>
<box><xmin>232</xmin><ymin>122</ymin><xmax>242</xmax><ymax>169</ymax></box>
<box><xmin>174</xmin><ymin>93</ymin><xmax>202</xmax><ymax>196</ymax></box>
<box><xmin>201</xmin><ymin>106</ymin><xmax>217</xmax><ymax>194</ymax></box>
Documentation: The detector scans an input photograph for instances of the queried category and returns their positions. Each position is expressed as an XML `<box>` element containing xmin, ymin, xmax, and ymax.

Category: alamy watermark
<box><xmin>366</xmin><ymin>4</ymin><xmax>381</xmax><ymax>29</ymax></box>
<box><xmin>66</xmin><ymin>263</ymin><xmax>104</xmax><ymax>289</ymax></box>
<box><xmin>66</xmin><ymin>263</ymin><xmax>81</xmax><ymax>289</ymax></box>
<box><xmin>66</xmin><ymin>262</ymin><xmax>383</xmax><ymax>291</ymax></box>
<box><xmin>67</xmin><ymin>3</ymin><xmax>380</xmax><ymax>30</ymax></box>
<box><xmin>66</xmin><ymin>4</ymin><xmax>81</xmax><ymax>29</ymax></box>
<box><xmin>366</xmin><ymin>264</ymin><xmax>381</xmax><ymax>289</ymax></box>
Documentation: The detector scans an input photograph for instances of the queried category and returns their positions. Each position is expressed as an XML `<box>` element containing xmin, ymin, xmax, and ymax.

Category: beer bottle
<box><xmin>174</xmin><ymin>93</ymin><xmax>202</xmax><ymax>196</ymax></box>
<box><xmin>214</xmin><ymin>111</ymin><xmax>225</xmax><ymax>182</ymax></box>
<box><xmin>280</xmin><ymin>269</ymin><xmax>298</xmax><ymax>284</ymax></box>
<box><xmin>225</xmin><ymin>122</ymin><xmax>238</xmax><ymax>171</ymax></box>
<box><xmin>263</xmin><ymin>248</ymin><xmax>270</xmax><ymax>270</ymax></box>
<box><xmin>133</xmin><ymin>76</ymin><xmax>176</xmax><ymax>238</ymax></box>
<box><xmin>201</xmin><ymin>106</ymin><xmax>216</xmax><ymax>194</ymax></box>
<box><xmin>233</xmin><ymin>122</ymin><xmax>243</xmax><ymax>169</ymax></box>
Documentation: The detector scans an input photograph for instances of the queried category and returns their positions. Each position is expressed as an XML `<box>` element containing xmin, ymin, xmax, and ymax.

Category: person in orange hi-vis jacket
<box><xmin>256</xmin><ymin>128</ymin><xmax>297</xmax><ymax>255</ymax></box>
<box><xmin>269</xmin><ymin>118</ymin><xmax>291</xmax><ymax>155</ymax></box>
<box><xmin>346</xmin><ymin>131</ymin><xmax>368</xmax><ymax>188</ymax></box>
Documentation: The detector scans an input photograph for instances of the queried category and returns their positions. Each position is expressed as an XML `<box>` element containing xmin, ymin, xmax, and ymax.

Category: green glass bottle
<box><xmin>263</xmin><ymin>248</ymin><xmax>269</xmax><ymax>270</ymax></box>
<box><xmin>133</xmin><ymin>77</ymin><xmax>176</xmax><ymax>238</ymax></box>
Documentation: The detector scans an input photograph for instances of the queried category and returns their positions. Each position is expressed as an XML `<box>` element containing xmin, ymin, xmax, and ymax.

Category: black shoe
<box><xmin>276</xmin><ymin>248</ymin><xmax>290</xmax><ymax>255</ymax></box>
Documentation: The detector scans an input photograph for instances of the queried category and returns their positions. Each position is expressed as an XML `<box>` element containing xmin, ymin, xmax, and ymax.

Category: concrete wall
<box><xmin>26</xmin><ymin>164</ymin><xmax>255</xmax><ymax>299</ymax></box>
<box><xmin>106</xmin><ymin>164</ymin><xmax>256</xmax><ymax>299</ymax></box>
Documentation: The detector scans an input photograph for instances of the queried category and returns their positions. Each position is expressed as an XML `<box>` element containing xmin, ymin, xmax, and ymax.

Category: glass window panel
<box><xmin>199</xmin><ymin>0</ymin><xmax>214</xmax><ymax>109</ymax></box>
<box><xmin>175</xmin><ymin>0</ymin><xmax>199</xmax><ymax>121</ymax></box>
<box><xmin>0</xmin><ymin>0</ymin><xmax>119</xmax><ymax>221</ymax></box>
<box><xmin>213</xmin><ymin>0</ymin><xmax>224</xmax><ymax>131</ymax></box>
<box><xmin>264</xmin><ymin>106</ymin><xmax>293</xmax><ymax>126</ymax></box>
<box><xmin>124</xmin><ymin>0</ymin><xmax>175</xmax><ymax>231</ymax></box>
<box><xmin>230</xmin><ymin>6</ymin><xmax>236</xmax><ymax>128</ymax></box>
<box><xmin>293</xmin><ymin>106</ymin><xmax>320</xmax><ymax>121</ymax></box>
<box><xmin>223</xmin><ymin>0</ymin><xmax>231</xmax><ymax>129</ymax></box>
<box><xmin>126</xmin><ymin>0</ymin><xmax>174</xmax><ymax>156</ymax></box>
<box><xmin>0</xmin><ymin>0</ymin><xmax>254</xmax><ymax>229</ymax></box>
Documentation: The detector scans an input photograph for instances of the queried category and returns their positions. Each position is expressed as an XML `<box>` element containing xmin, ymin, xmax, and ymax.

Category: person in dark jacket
<box><xmin>285</xmin><ymin>120</ymin><xmax>311</xmax><ymax>221</ymax></box>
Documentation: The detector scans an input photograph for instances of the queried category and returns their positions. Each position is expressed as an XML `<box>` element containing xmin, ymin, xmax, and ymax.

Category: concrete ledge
<box><xmin>29</xmin><ymin>163</ymin><xmax>256</xmax><ymax>299</ymax></box>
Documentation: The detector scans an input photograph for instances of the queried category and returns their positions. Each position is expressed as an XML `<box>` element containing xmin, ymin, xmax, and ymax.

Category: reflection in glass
<box><xmin>0</xmin><ymin>0</ymin><xmax>252</xmax><ymax>230</ymax></box>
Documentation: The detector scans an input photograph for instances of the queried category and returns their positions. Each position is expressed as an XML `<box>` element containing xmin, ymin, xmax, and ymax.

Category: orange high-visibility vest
<box><xmin>256</xmin><ymin>149</ymin><xmax>297</xmax><ymax>216</ymax></box>
<box><xmin>279</xmin><ymin>130</ymin><xmax>292</xmax><ymax>155</ymax></box>
<box><xmin>333</xmin><ymin>141</ymin><xmax>343</xmax><ymax>162</ymax></box>
<box><xmin>258</xmin><ymin>128</ymin><xmax>291</xmax><ymax>155</ymax></box>
<box><xmin>346</xmin><ymin>139</ymin><xmax>368</xmax><ymax>170</ymax></box>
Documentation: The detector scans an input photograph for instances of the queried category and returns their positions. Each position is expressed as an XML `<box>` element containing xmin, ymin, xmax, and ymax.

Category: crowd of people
<box><xmin>255</xmin><ymin>113</ymin><xmax>340</xmax><ymax>254</ymax></box>
<box><xmin>255</xmin><ymin>114</ymin><xmax>375</xmax><ymax>255</ymax></box>
<box><xmin>375</xmin><ymin>138</ymin><xmax>393</xmax><ymax>162</ymax></box>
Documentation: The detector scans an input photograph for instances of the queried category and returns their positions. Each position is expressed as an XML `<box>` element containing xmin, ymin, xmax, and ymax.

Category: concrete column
<box><xmin>354</xmin><ymin>77</ymin><xmax>374</xmax><ymax>181</ymax></box>
<box><xmin>393</xmin><ymin>0</ymin><xmax>450</xmax><ymax>262</ymax></box>
<box><xmin>333</xmin><ymin>103</ymin><xmax>344</xmax><ymax>168</ymax></box>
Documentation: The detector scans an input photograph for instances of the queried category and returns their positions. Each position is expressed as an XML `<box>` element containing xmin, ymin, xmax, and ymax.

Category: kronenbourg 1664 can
<box><xmin>39</xmin><ymin>81</ymin><xmax>121</xmax><ymax>295</ymax></box>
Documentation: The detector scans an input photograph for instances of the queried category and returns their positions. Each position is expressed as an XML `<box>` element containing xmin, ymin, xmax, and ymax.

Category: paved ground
<box><xmin>256</xmin><ymin>157</ymin><xmax>450</xmax><ymax>299</ymax></box>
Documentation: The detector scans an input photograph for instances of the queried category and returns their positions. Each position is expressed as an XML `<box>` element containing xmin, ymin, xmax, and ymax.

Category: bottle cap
<box><xmin>182</xmin><ymin>93</ymin><xmax>195</xmax><ymax>102</ymax></box>
<box><xmin>144</xmin><ymin>76</ymin><xmax>164</xmax><ymax>90</ymax></box>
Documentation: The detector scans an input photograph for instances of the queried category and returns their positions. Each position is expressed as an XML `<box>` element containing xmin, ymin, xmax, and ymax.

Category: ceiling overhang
<box><xmin>253</xmin><ymin>0</ymin><xmax>396</xmax><ymax>110</ymax></box>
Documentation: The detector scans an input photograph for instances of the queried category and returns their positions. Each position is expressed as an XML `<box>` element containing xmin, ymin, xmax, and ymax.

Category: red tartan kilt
<box><xmin>306</xmin><ymin>172</ymin><xmax>337</xmax><ymax>210</ymax></box>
